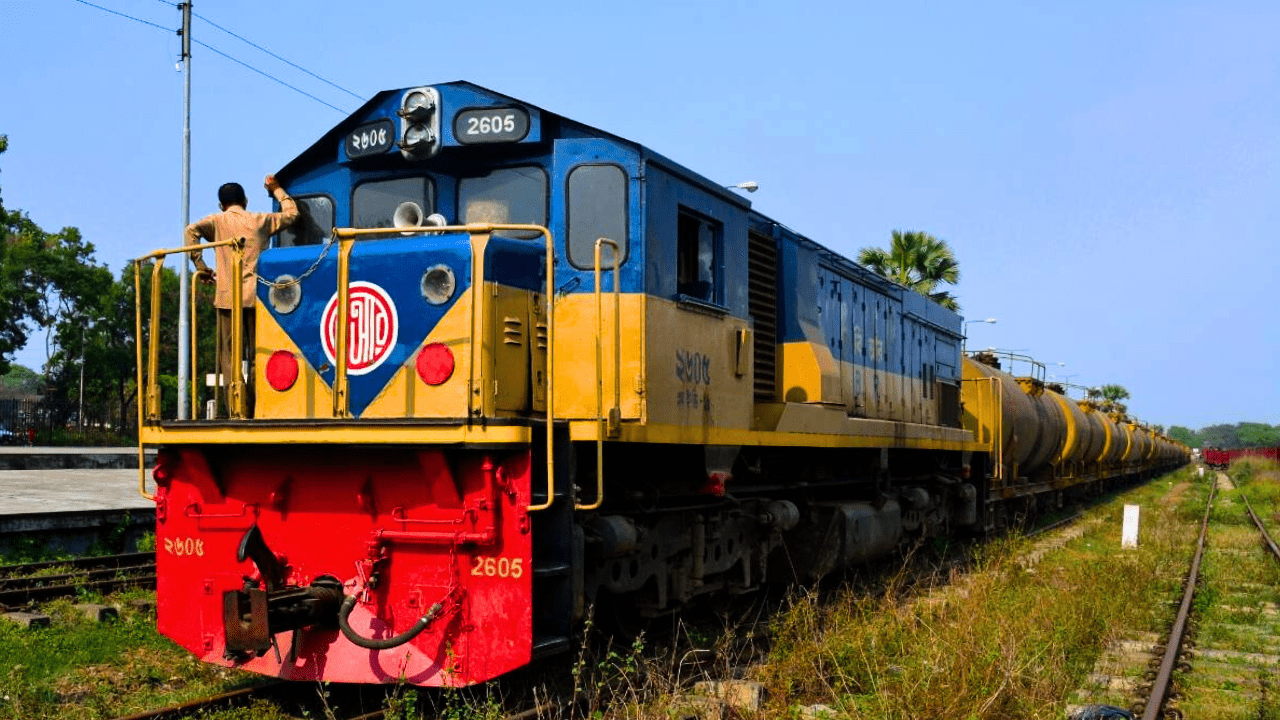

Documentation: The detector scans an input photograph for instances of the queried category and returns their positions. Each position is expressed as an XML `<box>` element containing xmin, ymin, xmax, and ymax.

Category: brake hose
<box><xmin>337</xmin><ymin>595</ymin><xmax>443</xmax><ymax>650</ymax></box>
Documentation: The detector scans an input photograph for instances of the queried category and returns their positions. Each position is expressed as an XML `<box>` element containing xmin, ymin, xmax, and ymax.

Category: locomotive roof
<box><xmin>277</xmin><ymin>80</ymin><xmax>753</xmax><ymax>209</ymax></box>
<box><xmin>275</xmin><ymin>81</ymin><xmax>956</xmax><ymax>329</ymax></box>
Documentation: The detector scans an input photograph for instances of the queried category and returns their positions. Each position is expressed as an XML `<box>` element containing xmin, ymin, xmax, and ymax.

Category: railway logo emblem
<box><xmin>321</xmin><ymin>282</ymin><xmax>399</xmax><ymax>376</ymax></box>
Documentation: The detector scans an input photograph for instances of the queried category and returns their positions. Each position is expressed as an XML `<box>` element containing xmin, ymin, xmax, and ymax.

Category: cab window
<box><xmin>278</xmin><ymin>195</ymin><xmax>334</xmax><ymax>247</ymax></box>
<box><xmin>677</xmin><ymin>207</ymin><xmax>721</xmax><ymax>304</ymax></box>
<box><xmin>567</xmin><ymin>164</ymin><xmax>627</xmax><ymax>270</ymax></box>
<box><xmin>353</xmin><ymin>177</ymin><xmax>434</xmax><ymax>229</ymax></box>
<box><xmin>459</xmin><ymin>166</ymin><xmax>547</xmax><ymax>239</ymax></box>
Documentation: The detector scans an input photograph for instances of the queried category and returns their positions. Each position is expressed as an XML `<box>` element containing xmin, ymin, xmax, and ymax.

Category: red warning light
<box><xmin>416</xmin><ymin>343</ymin><xmax>455</xmax><ymax>386</ymax></box>
<box><xmin>265</xmin><ymin>350</ymin><xmax>300</xmax><ymax>391</ymax></box>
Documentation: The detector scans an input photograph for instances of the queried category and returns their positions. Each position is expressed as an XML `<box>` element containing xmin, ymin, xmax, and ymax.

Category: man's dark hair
<box><xmin>218</xmin><ymin>182</ymin><xmax>248</xmax><ymax>208</ymax></box>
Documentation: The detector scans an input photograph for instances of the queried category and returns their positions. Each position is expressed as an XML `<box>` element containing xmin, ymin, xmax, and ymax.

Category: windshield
<box><xmin>459</xmin><ymin>166</ymin><xmax>547</xmax><ymax>238</ymax></box>
<box><xmin>353</xmin><ymin>176</ymin><xmax>435</xmax><ymax>229</ymax></box>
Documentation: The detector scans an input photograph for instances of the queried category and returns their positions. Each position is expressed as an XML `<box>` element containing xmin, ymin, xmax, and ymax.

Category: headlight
<box><xmin>399</xmin><ymin>86</ymin><xmax>440</xmax><ymax>159</ymax></box>
<box><xmin>421</xmin><ymin>264</ymin><xmax>456</xmax><ymax>305</ymax></box>
<box><xmin>268</xmin><ymin>275</ymin><xmax>302</xmax><ymax>314</ymax></box>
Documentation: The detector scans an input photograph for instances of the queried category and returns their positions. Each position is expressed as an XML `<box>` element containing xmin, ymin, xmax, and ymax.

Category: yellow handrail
<box><xmin>227</xmin><ymin>246</ymin><xmax>246</xmax><ymax>419</ymax></box>
<box><xmin>189</xmin><ymin>272</ymin><xmax>201</xmax><ymax>417</ymax></box>
<box><xmin>330</xmin><ymin>224</ymin><xmax>557</xmax><ymax>512</ymax></box>
<box><xmin>132</xmin><ymin>238</ymin><xmax>243</xmax><ymax>499</ymax></box>
<box><xmin>579</xmin><ymin>237</ymin><xmax>620</xmax><ymax>511</ymax></box>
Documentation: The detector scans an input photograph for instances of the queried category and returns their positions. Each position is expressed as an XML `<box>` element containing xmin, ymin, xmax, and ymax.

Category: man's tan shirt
<box><xmin>184</xmin><ymin>188</ymin><xmax>298</xmax><ymax>309</ymax></box>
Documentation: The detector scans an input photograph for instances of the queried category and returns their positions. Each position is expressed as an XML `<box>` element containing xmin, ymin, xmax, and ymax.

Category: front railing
<box><xmin>134</xmin><ymin>224</ymin><xmax>559</xmax><ymax>511</ymax></box>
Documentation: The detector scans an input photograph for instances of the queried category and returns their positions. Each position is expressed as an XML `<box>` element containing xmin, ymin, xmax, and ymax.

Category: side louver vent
<box><xmin>747</xmin><ymin>231</ymin><xmax>778</xmax><ymax>402</ymax></box>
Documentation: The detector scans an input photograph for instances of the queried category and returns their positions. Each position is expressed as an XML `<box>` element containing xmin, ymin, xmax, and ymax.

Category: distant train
<box><xmin>134</xmin><ymin>81</ymin><xmax>1189</xmax><ymax>687</ymax></box>
<box><xmin>1203</xmin><ymin>446</ymin><xmax>1280</xmax><ymax>469</ymax></box>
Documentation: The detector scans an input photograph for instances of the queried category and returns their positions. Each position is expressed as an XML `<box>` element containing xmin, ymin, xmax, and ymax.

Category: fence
<box><xmin>0</xmin><ymin>397</ymin><xmax>136</xmax><ymax>447</ymax></box>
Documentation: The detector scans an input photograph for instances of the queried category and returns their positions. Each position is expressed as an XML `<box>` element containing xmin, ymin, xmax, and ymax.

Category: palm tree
<box><xmin>856</xmin><ymin>230</ymin><xmax>961</xmax><ymax>311</ymax></box>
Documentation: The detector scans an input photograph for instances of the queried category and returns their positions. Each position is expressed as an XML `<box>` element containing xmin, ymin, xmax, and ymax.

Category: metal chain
<box><xmin>256</xmin><ymin>231</ymin><xmax>337</xmax><ymax>289</ymax></box>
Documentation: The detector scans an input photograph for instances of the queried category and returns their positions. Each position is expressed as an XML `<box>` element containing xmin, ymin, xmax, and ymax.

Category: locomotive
<box><xmin>135</xmin><ymin>81</ymin><xmax>1188</xmax><ymax>686</ymax></box>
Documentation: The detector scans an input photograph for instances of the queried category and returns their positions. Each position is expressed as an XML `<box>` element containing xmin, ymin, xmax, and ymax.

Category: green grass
<box><xmin>0</xmin><ymin>589</ymin><xmax>267</xmax><ymax>720</ymax></box>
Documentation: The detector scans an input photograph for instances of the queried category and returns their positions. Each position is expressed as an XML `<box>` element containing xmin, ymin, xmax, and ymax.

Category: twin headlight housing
<box><xmin>398</xmin><ymin>87</ymin><xmax>440</xmax><ymax>159</ymax></box>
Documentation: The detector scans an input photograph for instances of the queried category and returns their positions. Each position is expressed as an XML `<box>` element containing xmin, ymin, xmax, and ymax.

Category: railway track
<box><xmin>0</xmin><ymin>551</ymin><xmax>155</xmax><ymax>607</ymax></box>
<box><xmin>107</xmin><ymin>679</ymin><xmax>554</xmax><ymax>720</ymax></box>
<box><xmin>1070</xmin><ymin>471</ymin><xmax>1280</xmax><ymax>719</ymax></box>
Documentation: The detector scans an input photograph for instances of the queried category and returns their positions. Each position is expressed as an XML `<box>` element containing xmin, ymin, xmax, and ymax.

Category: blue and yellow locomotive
<box><xmin>137</xmin><ymin>82</ymin><xmax>1186</xmax><ymax>686</ymax></box>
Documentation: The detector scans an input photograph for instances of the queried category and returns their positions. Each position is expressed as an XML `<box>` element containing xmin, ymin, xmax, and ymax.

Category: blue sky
<box><xmin>1</xmin><ymin>0</ymin><xmax>1276</xmax><ymax>430</ymax></box>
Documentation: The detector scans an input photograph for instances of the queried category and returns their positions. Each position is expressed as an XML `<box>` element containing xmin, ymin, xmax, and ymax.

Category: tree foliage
<box><xmin>1167</xmin><ymin>422</ymin><xmax>1280</xmax><ymax>449</ymax></box>
<box><xmin>1086</xmin><ymin>383</ymin><xmax>1131</xmax><ymax>415</ymax></box>
<box><xmin>0</xmin><ymin>135</ymin><xmax>111</xmax><ymax>376</ymax></box>
<box><xmin>857</xmin><ymin>229</ymin><xmax>961</xmax><ymax>311</ymax></box>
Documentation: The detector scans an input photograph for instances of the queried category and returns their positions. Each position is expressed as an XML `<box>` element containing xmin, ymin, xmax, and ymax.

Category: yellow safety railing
<box><xmin>133</xmin><ymin>238</ymin><xmax>244</xmax><ymax>499</ymax></box>
<box><xmin>330</xmin><ymin>223</ymin><xmax>557</xmax><ymax>512</ymax></box>
<box><xmin>961</xmin><ymin>375</ymin><xmax>1003</xmax><ymax>484</ymax></box>
<box><xmin>578</xmin><ymin>237</ymin><xmax>620</xmax><ymax>512</ymax></box>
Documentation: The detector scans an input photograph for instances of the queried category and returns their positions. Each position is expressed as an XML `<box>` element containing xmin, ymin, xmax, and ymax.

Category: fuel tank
<box><xmin>1076</xmin><ymin>403</ymin><xmax>1109</xmax><ymax>465</ymax></box>
<box><xmin>961</xmin><ymin>356</ymin><xmax>1066</xmax><ymax>479</ymax></box>
<box><xmin>1048</xmin><ymin>389</ymin><xmax>1095</xmax><ymax>468</ymax></box>
<box><xmin>1124</xmin><ymin>423</ymin><xmax>1151</xmax><ymax>465</ymax></box>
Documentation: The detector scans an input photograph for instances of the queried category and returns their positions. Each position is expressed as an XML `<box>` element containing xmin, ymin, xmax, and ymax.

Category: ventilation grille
<box><xmin>747</xmin><ymin>231</ymin><xmax>778</xmax><ymax>402</ymax></box>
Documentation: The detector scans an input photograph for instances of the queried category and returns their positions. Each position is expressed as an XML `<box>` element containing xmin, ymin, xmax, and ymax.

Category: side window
<box><xmin>353</xmin><ymin>177</ymin><xmax>434</xmax><ymax>229</ymax></box>
<box><xmin>677</xmin><ymin>207</ymin><xmax>721</xmax><ymax>304</ymax></box>
<box><xmin>459</xmin><ymin>166</ymin><xmax>547</xmax><ymax>239</ymax></box>
<box><xmin>567</xmin><ymin>165</ymin><xmax>627</xmax><ymax>269</ymax></box>
<box><xmin>278</xmin><ymin>195</ymin><xmax>334</xmax><ymax>247</ymax></box>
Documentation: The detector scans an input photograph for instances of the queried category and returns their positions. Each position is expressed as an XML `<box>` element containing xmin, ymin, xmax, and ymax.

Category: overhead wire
<box><xmin>192</xmin><ymin>39</ymin><xmax>349</xmax><ymax>114</ymax></box>
<box><xmin>69</xmin><ymin>0</ymin><xmax>354</xmax><ymax>114</ymax></box>
<box><xmin>71</xmin><ymin>0</ymin><xmax>171</xmax><ymax>32</ymax></box>
<box><xmin>191</xmin><ymin>12</ymin><xmax>364</xmax><ymax>101</ymax></box>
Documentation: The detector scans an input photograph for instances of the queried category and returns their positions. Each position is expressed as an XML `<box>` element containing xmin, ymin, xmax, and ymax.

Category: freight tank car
<box><xmin>133</xmin><ymin>81</ymin><xmax>1185</xmax><ymax>687</ymax></box>
<box><xmin>961</xmin><ymin>350</ymin><xmax>1187</xmax><ymax>522</ymax></box>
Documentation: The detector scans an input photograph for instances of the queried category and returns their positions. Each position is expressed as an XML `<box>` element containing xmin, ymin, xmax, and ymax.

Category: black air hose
<box><xmin>337</xmin><ymin>595</ymin><xmax>442</xmax><ymax>650</ymax></box>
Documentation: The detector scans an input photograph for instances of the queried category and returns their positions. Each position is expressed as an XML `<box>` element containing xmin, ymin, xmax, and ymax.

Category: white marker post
<box><xmin>1122</xmin><ymin>504</ymin><xmax>1140</xmax><ymax>548</ymax></box>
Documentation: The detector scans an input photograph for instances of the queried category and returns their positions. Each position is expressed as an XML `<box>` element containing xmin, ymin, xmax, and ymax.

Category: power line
<box><xmin>154</xmin><ymin>0</ymin><xmax>363</xmax><ymax>101</ymax></box>
<box><xmin>193</xmin><ymin>39</ymin><xmax>349</xmax><ymax>114</ymax></box>
<box><xmin>71</xmin><ymin>0</ymin><xmax>171</xmax><ymax>32</ymax></box>
<box><xmin>192</xmin><ymin>12</ymin><xmax>364</xmax><ymax>101</ymax></box>
<box><xmin>69</xmin><ymin>0</ymin><xmax>351</xmax><ymax>114</ymax></box>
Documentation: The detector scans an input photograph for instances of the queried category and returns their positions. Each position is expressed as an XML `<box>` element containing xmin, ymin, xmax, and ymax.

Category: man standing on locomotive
<box><xmin>185</xmin><ymin>176</ymin><xmax>298</xmax><ymax>417</ymax></box>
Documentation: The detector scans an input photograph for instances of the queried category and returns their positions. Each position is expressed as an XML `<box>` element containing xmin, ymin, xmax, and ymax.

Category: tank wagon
<box><xmin>133</xmin><ymin>82</ymin><xmax>1188</xmax><ymax>686</ymax></box>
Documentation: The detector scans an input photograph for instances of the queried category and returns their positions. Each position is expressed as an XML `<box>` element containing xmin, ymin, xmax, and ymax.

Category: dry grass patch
<box><xmin>761</xmin><ymin>469</ymin><xmax>1204</xmax><ymax>719</ymax></box>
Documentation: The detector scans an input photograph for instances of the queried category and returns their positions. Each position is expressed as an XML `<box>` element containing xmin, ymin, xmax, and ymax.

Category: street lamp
<box><xmin>724</xmin><ymin>181</ymin><xmax>759</xmax><ymax>193</ymax></box>
<box><xmin>962</xmin><ymin>318</ymin><xmax>996</xmax><ymax>352</ymax></box>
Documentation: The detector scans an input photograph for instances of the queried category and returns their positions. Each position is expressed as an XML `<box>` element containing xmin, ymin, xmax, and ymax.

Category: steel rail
<box><xmin>1140</xmin><ymin>482</ymin><xmax>1217</xmax><ymax>720</ymax></box>
<box><xmin>1024</xmin><ymin>512</ymin><xmax>1083</xmax><ymax>539</ymax></box>
<box><xmin>0</xmin><ymin>571</ymin><xmax>155</xmax><ymax>607</ymax></box>
<box><xmin>0</xmin><ymin>562</ymin><xmax>155</xmax><ymax>590</ymax></box>
<box><xmin>110</xmin><ymin>682</ymin><xmax>285</xmax><ymax>720</ymax></box>
<box><xmin>1241</xmin><ymin>492</ymin><xmax>1280</xmax><ymax>563</ymax></box>
<box><xmin>0</xmin><ymin>551</ymin><xmax>153</xmax><ymax>578</ymax></box>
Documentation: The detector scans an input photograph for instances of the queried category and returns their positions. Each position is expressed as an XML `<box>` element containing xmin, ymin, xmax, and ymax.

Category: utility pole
<box><xmin>177</xmin><ymin>1</ymin><xmax>193</xmax><ymax>419</ymax></box>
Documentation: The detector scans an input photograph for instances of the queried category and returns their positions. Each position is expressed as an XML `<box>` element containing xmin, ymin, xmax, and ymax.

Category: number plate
<box><xmin>454</xmin><ymin>107</ymin><xmax>530</xmax><ymax>144</ymax></box>
<box><xmin>345</xmin><ymin>119</ymin><xmax>394</xmax><ymax>159</ymax></box>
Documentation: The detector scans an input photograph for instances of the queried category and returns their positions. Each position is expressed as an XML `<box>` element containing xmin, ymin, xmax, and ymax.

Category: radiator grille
<box><xmin>748</xmin><ymin>231</ymin><xmax>778</xmax><ymax>402</ymax></box>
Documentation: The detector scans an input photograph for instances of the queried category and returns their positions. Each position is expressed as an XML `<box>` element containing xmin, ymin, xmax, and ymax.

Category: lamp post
<box><xmin>962</xmin><ymin>318</ymin><xmax>996</xmax><ymax>352</ymax></box>
<box><xmin>724</xmin><ymin>181</ymin><xmax>759</xmax><ymax>193</ymax></box>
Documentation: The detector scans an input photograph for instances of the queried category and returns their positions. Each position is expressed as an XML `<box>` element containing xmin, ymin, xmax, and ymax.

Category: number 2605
<box><xmin>471</xmin><ymin>556</ymin><xmax>523</xmax><ymax>578</ymax></box>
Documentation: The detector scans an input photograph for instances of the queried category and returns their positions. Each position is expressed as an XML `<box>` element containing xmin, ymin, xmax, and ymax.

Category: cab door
<box><xmin>548</xmin><ymin>139</ymin><xmax>643</xmax><ymax>421</ymax></box>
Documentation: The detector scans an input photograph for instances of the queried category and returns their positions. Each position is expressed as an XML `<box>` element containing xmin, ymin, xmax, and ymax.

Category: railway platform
<box><xmin>0</xmin><ymin>448</ymin><xmax>155</xmax><ymax>555</ymax></box>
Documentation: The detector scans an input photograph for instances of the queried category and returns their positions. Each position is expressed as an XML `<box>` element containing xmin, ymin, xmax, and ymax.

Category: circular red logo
<box><xmin>321</xmin><ymin>282</ymin><xmax>399</xmax><ymax>375</ymax></box>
